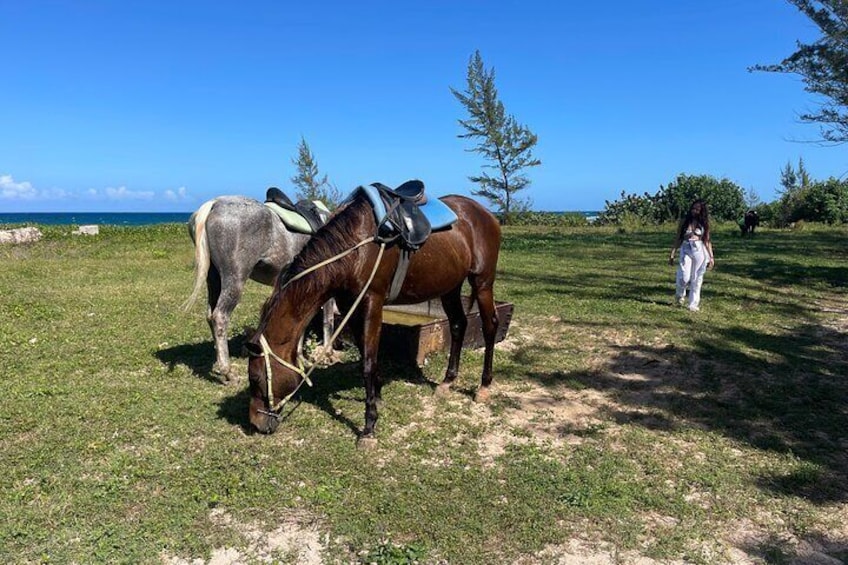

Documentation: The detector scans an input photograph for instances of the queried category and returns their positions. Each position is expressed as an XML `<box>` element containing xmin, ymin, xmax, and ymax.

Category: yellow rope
<box><xmin>261</xmin><ymin>239</ymin><xmax>387</xmax><ymax>414</ymax></box>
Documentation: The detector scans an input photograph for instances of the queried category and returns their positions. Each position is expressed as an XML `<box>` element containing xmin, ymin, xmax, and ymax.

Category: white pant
<box><xmin>676</xmin><ymin>240</ymin><xmax>707</xmax><ymax>309</ymax></box>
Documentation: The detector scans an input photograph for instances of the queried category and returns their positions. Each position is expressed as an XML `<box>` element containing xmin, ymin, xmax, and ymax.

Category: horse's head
<box><xmin>244</xmin><ymin>333</ymin><xmax>305</xmax><ymax>434</ymax></box>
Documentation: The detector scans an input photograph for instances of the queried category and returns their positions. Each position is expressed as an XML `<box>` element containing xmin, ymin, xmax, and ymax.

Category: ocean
<box><xmin>0</xmin><ymin>212</ymin><xmax>192</xmax><ymax>226</ymax></box>
<box><xmin>1</xmin><ymin>210</ymin><xmax>601</xmax><ymax>226</ymax></box>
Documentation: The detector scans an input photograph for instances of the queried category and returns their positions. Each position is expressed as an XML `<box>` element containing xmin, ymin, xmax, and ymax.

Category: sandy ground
<box><xmin>162</xmin><ymin>307</ymin><xmax>848</xmax><ymax>564</ymax></box>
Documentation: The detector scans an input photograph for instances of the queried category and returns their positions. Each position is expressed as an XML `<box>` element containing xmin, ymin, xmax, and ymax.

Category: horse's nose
<box><xmin>254</xmin><ymin>414</ymin><xmax>280</xmax><ymax>434</ymax></box>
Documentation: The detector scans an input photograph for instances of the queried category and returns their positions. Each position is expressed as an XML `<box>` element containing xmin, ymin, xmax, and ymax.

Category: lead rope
<box><xmin>259</xmin><ymin>238</ymin><xmax>387</xmax><ymax>415</ymax></box>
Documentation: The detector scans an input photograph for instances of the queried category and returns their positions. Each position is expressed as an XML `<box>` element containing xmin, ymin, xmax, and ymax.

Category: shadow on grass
<box><xmin>719</xmin><ymin>256</ymin><xmax>848</xmax><ymax>289</ymax></box>
<box><xmin>736</xmin><ymin>532</ymin><xmax>848</xmax><ymax>565</ymax></box>
<box><xmin>717</xmin><ymin>228</ymin><xmax>848</xmax><ymax>289</ymax></box>
<box><xmin>154</xmin><ymin>334</ymin><xmax>251</xmax><ymax>384</ymax></box>
<box><xmin>525</xmin><ymin>321</ymin><xmax>848</xmax><ymax>504</ymax></box>
<box><xmin>215</xmin><ymin>352</ymin><xmax>432</xmax><ymax>437</ymax></box>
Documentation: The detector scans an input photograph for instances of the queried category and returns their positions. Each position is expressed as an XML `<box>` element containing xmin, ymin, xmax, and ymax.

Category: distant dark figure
<box><xmin>741</xmin><ymin>210</ymin><xmax>759</xmax><ymax>236</ymax></box>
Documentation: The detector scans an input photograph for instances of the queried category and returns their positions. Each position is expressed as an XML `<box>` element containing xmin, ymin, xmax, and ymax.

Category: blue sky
<box><xmin>1</xmin><ymin>0</ymin><xmax>844</xmax><ymax>213</ymax></box>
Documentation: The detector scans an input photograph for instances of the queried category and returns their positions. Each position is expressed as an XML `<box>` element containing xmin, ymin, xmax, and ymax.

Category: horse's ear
<box><xmin>243</xmin><ymin>342</ymin><xmax>262</xmax><ymax>357</ymax></box>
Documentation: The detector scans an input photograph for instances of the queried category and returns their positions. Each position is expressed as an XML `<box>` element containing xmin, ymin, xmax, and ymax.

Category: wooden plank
<box><xmin>380</xmin><ymin>298</ymin><xmax>514</xmax><ymax>365</ymax></box>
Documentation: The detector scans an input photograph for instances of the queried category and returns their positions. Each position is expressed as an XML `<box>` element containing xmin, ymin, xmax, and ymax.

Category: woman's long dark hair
<box><xmin>676</xmin><ymin>199</ymin><xmax>710</xmax><ymax>240</ymax></box>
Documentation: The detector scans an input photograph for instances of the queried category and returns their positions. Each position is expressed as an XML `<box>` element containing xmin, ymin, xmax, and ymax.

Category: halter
<box><xmin>253</xmin><ymin>236</ymin><xmax>387</xmax><ymax>418</ymax></box>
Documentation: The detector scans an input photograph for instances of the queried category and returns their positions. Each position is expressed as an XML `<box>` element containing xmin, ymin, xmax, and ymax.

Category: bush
<box><xmin>773</xmin><ymin>177</ymin><xmax>848</xmax><ymax>226</ymax></box>
<box><xmin>753</xmin><ymin>201</ymin><xmax>778</xmax><ymax>226</ymax></box>
<box><xmin>597</xmin><ymin>173</ymin><xmax>746</xmax><ymax>226</ymax></box>
<box><xmin>797</xmin><ymin>178</ymin><xmax>848</xmax><ymax>224</ymax></box>
<box><xmin>595</xmin><ymin>191</ymin><xmax>662</xmax><ymax>226</ymax></box>
<box><xmin>657</xmin><ymin>173</ymin><xmax>746</xmax><ymax>222</ymax></box>
<box><xmin>508</xmin><ymin>211</ymin><xmax>590</xmax><ymax>227</ymax></box>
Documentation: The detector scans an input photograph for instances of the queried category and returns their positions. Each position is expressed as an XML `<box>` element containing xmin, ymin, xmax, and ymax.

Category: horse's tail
<box><xmin>183</xmin><ymin>198</ymin><xmax>217</xmax><ymax>311</ymax></box>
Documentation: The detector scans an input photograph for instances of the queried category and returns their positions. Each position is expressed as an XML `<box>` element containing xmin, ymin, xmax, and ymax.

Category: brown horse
<box><xmin>244</xmin><ymin>191</ymin><xmax>502</xmax><ymax>443</ymax></box>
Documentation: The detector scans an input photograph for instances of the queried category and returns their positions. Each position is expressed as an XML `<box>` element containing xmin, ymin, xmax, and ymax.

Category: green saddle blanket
<box><xmin>264</xmin><ymin>200</ymin><xmax>330</xmax><ymax>234</ymax></box>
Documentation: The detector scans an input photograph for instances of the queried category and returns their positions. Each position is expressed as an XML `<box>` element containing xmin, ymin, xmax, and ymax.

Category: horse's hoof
<box><xmin>356</xmin><ymin>435</ymin><xmax>378</xmax><ymax>450</ymax></box>
<box><xmin>474</xmin><ymin>387</ymin><xmax>491</xmax><ymax>403</ymax></box>
<box><xmin>212</xmin><ymin>363</ymin><xmax>231</xmax><ymax>381</ymax></box>
<box><xmin>435</xmin><ymin>383</ymin><xmax>452</xmax><ymax>397</ymax></box>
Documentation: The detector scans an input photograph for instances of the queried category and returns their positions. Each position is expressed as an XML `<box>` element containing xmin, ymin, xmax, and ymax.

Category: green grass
<box><xmin>1</xmin><ymin>221</ymin><xmax>846</xmax><ymax>563</ymax></box>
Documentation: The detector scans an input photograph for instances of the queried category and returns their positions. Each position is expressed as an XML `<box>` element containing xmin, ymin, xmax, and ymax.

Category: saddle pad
<box><xmin>264</xmin><ymin>201</ymin><xmax>314</xmax><ymax>234</ymax></box>
<box><xmin>419</xmin><ymin>197</ymin><xmax>458</xmax><ymax>232</ymax></box>
<box><xmin>358</xmin><ymin>184</ymin><xmax>457</xmax><ymax>232</ymax></box>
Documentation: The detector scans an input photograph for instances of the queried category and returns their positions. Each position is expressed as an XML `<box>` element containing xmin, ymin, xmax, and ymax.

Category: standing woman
<box><xmin>669</xmin><ymin>199</ymin><xmax>714</xmax><ymax>311</ymax></box>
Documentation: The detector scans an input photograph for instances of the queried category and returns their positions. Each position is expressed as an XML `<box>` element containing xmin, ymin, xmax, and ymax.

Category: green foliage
<box><xmin>509</xmin><ymin>211</ymin><xmax>590</xmax><ymax>227</ymax></box>
<box><xmin>2</xmin><ymin>223</ymin><xmax>848</xmax><ymax>563</ymax></box>
<box><xmin>597</xmin><ymin>173</ymin><xmax>746</xmax><ymax>225</ymax></box>
<box><xmin>753</xmin><ymin>200</ymin><xmax>779</xmax><ymax>226</ymax></box>
<box><xmin>451</xmin><ymin>50</ymin><xmax>541</xmax><ymax>222</ymax></box>
<box><xmin>743</xmin><ymin>186</ymin><xmax>762</xmax><ymax>210</ymax></box>
<box><xmin>290</xmin><ymin>136</ymin><xmax>342</xmax><ymax>208</ymax></box>
<box><xmin>659</xmin><ymin>173</ymin><xmax>746</xmax><ymax>222</ymax></box>
<box><xmin>772</xmin><ymin>159</ymin><xmax>848</xmax><ymax>225</ymax></box>
<box><xmin>773</xmin><ymin>158</ymin><xmax>814</xmax><ymax>227</ymax></box>
<box><xmin>797</xmin><ymin>177</ymin><xmax>848</xmax><ymax>223</ymax></box>
<box><xmin>359</xmin><ymin>540</ymin><xmax>427</xmax><ymax>564</ymax></box>
<box><xmin>595</xmin><ymin>190</ymin><xmax>664</xmax><ymax>225</ymax></box>
<box><xmin>751</xmin><ymin>0</ymin><xmax>848</xmax><ymax>143</ymax></box>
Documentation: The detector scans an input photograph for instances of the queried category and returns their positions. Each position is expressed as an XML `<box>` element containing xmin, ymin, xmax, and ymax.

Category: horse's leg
<box><xmin>322</xmin><ymin>298</ymin><xmax>336</xmax><ymax>351</ymax></box>
<box><xmin>209</xmin><ymin>270</ymin><xmax>247</xmax><ymax>382</ymax></box>
<box><xmin>205</xmin><ymin>265</ymin><xmax>229</xmax><ymax>375</ymax></box>
<box><xmin>470</xmin><ymin>276</ymin><xmax>499</xmax><ymax>403</ymax></box>
<box><xmin>436</xmin><ymin>284</ymin><xmax>467</xmax><ymax>397</ymax></box>
<box><xmin>346</xmin><ymin>297</ymin><xmax>382</xmax><ymax>403</ymax></box>
<box><xmin>358</xmin><ymin>294</ymin><xmax>384</xmax><ymax>447</ymax></box>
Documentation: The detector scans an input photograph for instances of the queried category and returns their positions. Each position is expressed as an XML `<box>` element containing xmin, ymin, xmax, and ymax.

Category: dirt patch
<box><xmin>162</xmin><ymin>508</ymin><xmax>326</xmax><ymax>565</ymax></box>
<box><xmin>473</xmin><ymin>384</ymin><xmax>610</xmax><ymax>466</ymax></box>
<box><xmin>453</xmin><ymin>315</ymin><xmax>848</xmax><ymax>564</ymax></box>
<box><xmin>496</xmin><ymin>317</ymin><xmax>563</xmax><ymax>352</ymax></box>
<box><xmin>514</xmin><ymin>539</ymin><xmax>693</xmax><ymax>565</ymax></box>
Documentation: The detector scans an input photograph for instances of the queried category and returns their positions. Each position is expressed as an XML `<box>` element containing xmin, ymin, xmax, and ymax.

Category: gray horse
<box><xmin>185</xmin><ymin>195</ymin><xmax>331</xmax><ymax>380</ymax></box>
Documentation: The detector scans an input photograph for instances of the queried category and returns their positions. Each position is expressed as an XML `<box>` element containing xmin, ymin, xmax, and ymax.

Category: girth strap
<box><xmin>388</xmin><ymin>249</ymin><xmax>413</xmax><ymax>303</ymax></box>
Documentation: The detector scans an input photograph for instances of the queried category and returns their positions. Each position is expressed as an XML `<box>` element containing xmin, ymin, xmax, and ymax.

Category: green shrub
<box><xmin>510</xmin><ymin>211</ymin><xmax>590</xmax><ymax>227</ymax></box>
<box><xmin>597</xmin><ymin>173</ymin><xmax>746</xmax><ymax>226</ymax></box>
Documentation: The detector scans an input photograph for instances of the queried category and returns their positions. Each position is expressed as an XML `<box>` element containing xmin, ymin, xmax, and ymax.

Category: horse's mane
<box><xmin>258</xmin><ymin>193</ymin><xmax>373</xmax><ymax>328</ymax></box>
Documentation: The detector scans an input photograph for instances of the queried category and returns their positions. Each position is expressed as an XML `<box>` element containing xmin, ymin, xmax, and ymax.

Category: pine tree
<box><xmin>451</xmin><ymin>50</ymin><xmax>540</xmax><ymax>223</ymax></box>
<box><xmin>777</xmin><ymin>157</ymin><xmax>814</xmax><ymax>226</ymax></box>
<box><xmin>290</xmin><ymin>136</ymin><xmax>341</xmax><ymax>207</ymax></box>
<box><xmin>751</xmin><ymin>1</ymin><xmax>848</xmax><ymax>143</ymax></box>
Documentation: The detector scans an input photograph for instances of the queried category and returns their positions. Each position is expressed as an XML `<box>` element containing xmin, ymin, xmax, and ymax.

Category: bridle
<box><xmin>251</xmin><ymin>236</ymin><xmax>387</xmax><ymax>419</ymax></box>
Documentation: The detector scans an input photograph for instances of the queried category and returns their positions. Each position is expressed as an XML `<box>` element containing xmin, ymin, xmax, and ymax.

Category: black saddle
<box><xmin>372</xmin><ymin>180</ymin><xmax>427</xmax><ymax>205</ymax></box>
<box><xmin>266</xmin><ymin>187</ymin><xmax>295</xmax><ymax>210</ymax></box>
<box><xmin>369</xmin><ymin>181</ymin><xmax>431</xmax><ymax>250</ymax></box>
<box><xmin>265</xmin><ymin>187</ymin><xmax>327</xmax><ymax>233</ymax></box>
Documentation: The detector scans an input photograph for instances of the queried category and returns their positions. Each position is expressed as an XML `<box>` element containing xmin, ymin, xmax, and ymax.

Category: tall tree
<box><xmin>451</xmin><ymin>50</ymin><xmax>540</xmax><ymax>223</ymax></box>
<box><xmin>777</xmin><ymin>157</ymin><xmax>815</xmax><ymax>225</ymax></box>
<box><xmin>751</xmin><ymin>1</ymin><xmax>848</xmax><ymax>143</ymax></box>
<box><xmin>780</xmin><ymin>157</ymin><xmax>813</xmax><ymax>194</ymax></box>
<box><xmin>290</xmin><ymin>136</ymin><xmax>341</xmax><ymax>207</ymax></box>
<box><xmin>743</xmin><ymin>186</ymin><xmax>762</xmax><ymax>210</ymax></box>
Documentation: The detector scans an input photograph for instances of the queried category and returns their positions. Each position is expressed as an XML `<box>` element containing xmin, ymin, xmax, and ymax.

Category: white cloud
<box><xmin>104</xmin><ymin>186</ymin><xmax>155</xmax><ymax>200</ymax></box>
<box><xmin>164</xmin><ymin>186</ymin><xmax>188</xmax><ymax>201</ymax></box>
<box><xmin>0</xmin><ymin>174</ymin><xmax>37</xmax><ymax>200</ymax></box>
<box><xmin>2</xmin><ymin>174</ymin><xmax>187</xmax><ymax>205</ymax></box>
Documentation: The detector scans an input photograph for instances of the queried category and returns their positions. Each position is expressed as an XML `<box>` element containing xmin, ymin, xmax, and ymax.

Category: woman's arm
<box><xmin>668</xmin><ymin>233</ymin><xmax>682</xmax><ymax>265</ymax></box>
<box><xmin>705</xmin><ymin>232</ymin><xmax>715</xmax><ymax>270</ymax></box>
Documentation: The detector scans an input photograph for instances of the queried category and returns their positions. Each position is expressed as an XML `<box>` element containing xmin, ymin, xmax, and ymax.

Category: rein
<box><xmin>255</xmin><ymin>236</ymin><xmax>387</xmax><ymax>417</ymax></box>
